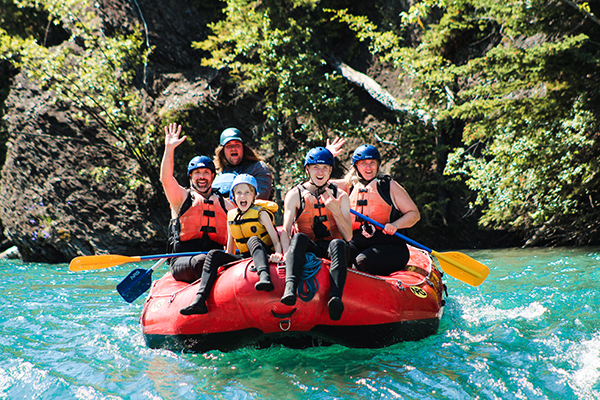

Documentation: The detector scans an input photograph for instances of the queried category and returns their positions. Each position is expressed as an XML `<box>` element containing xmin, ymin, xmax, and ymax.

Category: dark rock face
<box><xmin>0</xmin><ymin>0</ymin><xmax>221</xmax><ymax>262</ymax></box>
<box><xmin>0</xmin><ymin>74</ymin><xmax>169</xmax><ymax>262</ymax></box>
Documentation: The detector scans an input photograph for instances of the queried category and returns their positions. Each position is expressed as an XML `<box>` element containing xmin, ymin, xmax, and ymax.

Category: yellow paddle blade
<box><xmin>69</xmin><ymin>254</ymin><xmax>142</xmax><ymax>271</ymax></box>
<box><xmin>431</xmin><ymin>250</ymin><xmax>490</xmax><ymax>287</ymax></box>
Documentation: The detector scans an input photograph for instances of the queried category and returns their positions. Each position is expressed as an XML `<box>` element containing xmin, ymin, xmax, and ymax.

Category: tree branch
<box><xmin>326</xmin><ymin>55</ymin><xmax>437</xmax><ymax>128</ymax></box>
<box><xmin>560</xmin><ymin>0</ymin><xmax>600</xmax><ymax>28</ymax></box>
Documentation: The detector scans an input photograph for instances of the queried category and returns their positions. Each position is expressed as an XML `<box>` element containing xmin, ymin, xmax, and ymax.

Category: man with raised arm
<box><xmin>160</xmin><ymin>123</ymin><xmax>234</xmax><ymax>283</ymax></box>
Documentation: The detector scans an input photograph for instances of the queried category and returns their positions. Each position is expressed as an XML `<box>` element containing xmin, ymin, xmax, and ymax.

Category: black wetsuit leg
<box><xmin>280</xmin><ymin>233</ymin><xmax>309</xmax><ymax>305</ymax></box>
<box><xmin>169</xmin><ymin>253</ymin><xmax>208</xmax><ymax>283</ymax></box>
<box><xmin>326</xmin><ymin>239</ymin><xmax>348</xmax><ymax>320</ymax></box>
<box><xmin>180</xmin><ymin>250</ymin><xmax>241</xmax><ymax>315</ymax></box>
<box><xmin>247</xmin><ymin>236</ymin><xmax>274</xmax><ymax>291</ymax></box>
<box><xmin>350</xmin><ymin>229</ymin><xmax>409</xmax><ymax>275</ymax></box>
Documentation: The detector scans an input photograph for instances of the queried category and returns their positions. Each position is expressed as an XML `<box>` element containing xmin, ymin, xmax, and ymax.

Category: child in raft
<box><xmin>180</xmin><ymin>173</ymin><xmax>283</xmax><ymax>315</ymax></box>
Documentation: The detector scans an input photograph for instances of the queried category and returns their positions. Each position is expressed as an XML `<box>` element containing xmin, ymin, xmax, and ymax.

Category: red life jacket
<box><xmin>172</xmin><ymin>191</ymin><xmax>229</xmax><ymax>248</ymax></box>
<box><xmin>349</xmin><ymin>177</ymin><xmax>401</xmax><ymax>230</ymax></box>
<box><xmin>293</xmin><ymin>183</ymin><xmax>343</xmax><ymax>241</ymax></box>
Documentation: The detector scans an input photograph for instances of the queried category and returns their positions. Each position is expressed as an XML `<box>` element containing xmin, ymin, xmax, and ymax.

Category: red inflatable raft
<box><xmin>140</xmin><ymin>246</ymin><xmax>446</xmax><ymax>353</ymax></box>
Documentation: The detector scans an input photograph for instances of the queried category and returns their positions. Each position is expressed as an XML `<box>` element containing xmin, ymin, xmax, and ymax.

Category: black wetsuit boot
<box><xmin>281</xmin><ymin>233</ymin><xmax>309</xmax><ymax>305</ymax></box>
<box><xmin>248</xmin><ymin>236</ymin><xmax>274</xmax><ymax>291</ymax></box>
<box><xmin>180</xmin><ymin>249</ymin><xmax>238</xmax><ymax>315</ymax></box>
<box><xmin>327</xmin><ymin>239</ymin><xmax>348</xmax><ymax>320</ymax></box>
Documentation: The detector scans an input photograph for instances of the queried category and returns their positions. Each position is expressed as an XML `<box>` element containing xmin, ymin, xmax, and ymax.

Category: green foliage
<box><xmin>334</xmin><ymin>0</ymin><xmax>600</xmax><ymax>237</ymax></box>
<box><xmin>0</xmin><ymin>0</ymin><xmax>158</xmax><ymax>184</ymax></box>
<box><xmin>195</xmin><ymin>0</ymin><xmax>365</xmax><ymax>186</ymax></box>
<box><xmin>448</xmin><ymin>96</ymin><xmax>597</xmax><ymax>230</ymax></box>
<box><xmin>435</xmin><ymin>2</ymin><xmax>600</xmax><ymax>231</ymax></box>
<box><xmin>2</xmin><ymin>0</ymin><xmax>599</xmax><ymax>244</ymax></box>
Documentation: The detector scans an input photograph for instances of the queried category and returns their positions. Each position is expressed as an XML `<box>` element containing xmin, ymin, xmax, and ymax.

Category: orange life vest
<box><xmin>350</xmin><ymin>177</ymin><xmax>401</xmax><ymax>230</ymax></box>
<box><xmin>293</xmin><ymin>183</ymin><xmax>343</xmax><ymax>241</ymax></box>
<box><xmin>177</xmin><ymin>191</ymin><xmax>229</xmax><ymax>245</ymax></box>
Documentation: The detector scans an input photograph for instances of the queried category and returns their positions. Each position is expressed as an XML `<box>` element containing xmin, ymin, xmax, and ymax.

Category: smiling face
<box><xmin>306</xmin><ymin>164</ymin><xmax>332</xmax><ymax>187</ymax></box>
<box><xmin>223</xmin><ymin>140</ymin><xmax>244</xmax><ymax>166</ymax></box>
<box><xmin>232</xmin><ymin>183</ymin><xmax>256</xmax><ymax>212</ymax></box>
<box><xmin>189</xmin><ymin>168</ymin><xmax>215</xmax><ymax>195</ymax></box>
<box><xmin>355</xmin><ymin>159</ymin><xmax>379</xmax><ymax>181</ymax></box>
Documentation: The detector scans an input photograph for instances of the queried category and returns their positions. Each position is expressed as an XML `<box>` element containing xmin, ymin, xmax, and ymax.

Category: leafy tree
<box><xmin>0</xmin><ymin>0</ymin><xmax>158</xmax><ymax>188</ymax></box>
<box><xmin>331</xmin><ymin>1</ymin><xmax>600</xmax><ymax>244</ymax></box>
<box><xmin>194</xmin><ymin>0</ymin><xmax>365</xmax><ymax>202</ymax></box>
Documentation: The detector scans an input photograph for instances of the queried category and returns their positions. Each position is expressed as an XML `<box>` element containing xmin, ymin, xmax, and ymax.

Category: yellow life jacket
<box><xmin>227</xmin><ymin>201</ymin><xmax>278</xmax><ymax>255</ymax></box>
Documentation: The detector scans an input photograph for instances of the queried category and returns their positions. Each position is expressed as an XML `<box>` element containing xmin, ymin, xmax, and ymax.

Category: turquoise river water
<box><xmin>1</xmin><ymin>246</ymin><xmax>600</xmax><ymax>399</ymax></box>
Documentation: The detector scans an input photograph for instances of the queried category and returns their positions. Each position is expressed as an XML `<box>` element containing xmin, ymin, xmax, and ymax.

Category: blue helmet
<box><xmin>229</xmin><ymin>173</ymin><xmax>258</xmax><ymax>202</ymax></box>
<box><xmin>352</xmin><ymin>144</ymin><xmax>381</xmax><ymax>165</ymax></box>
<box><xmin>220</xmin><ymin>127</ymin><xmax>244</xmax><ymax>146</ymax></box>
<box><xmin>188</xmin><ymin>155</ymin><xmax>215</xmax><ymax>175</ymax></box>
<box><xmin>304</xmin><ymin>147</ymin><xmax>334</xmax><ymax>168</ymax></box>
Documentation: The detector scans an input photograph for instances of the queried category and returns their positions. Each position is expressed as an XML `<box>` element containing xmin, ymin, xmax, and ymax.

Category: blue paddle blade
<box><xmin>117</xmin><ymin>268</ymin><xmax>153</xmax><ymax>303</ymax></box>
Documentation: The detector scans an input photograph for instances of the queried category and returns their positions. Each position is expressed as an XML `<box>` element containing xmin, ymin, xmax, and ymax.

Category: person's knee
<box><xmin>205</xmin><ymin>249</ymin><xmax>225</xmax><ymax>271</ymax></box>
<box><xmin>170</xmin><ymin>257</ymin><xmax>199</xmax><ymax>283</ymax></box>
<box><xmin>355</xmin><ymin>253</ymin><xmax>368</xmax><ymax>269</ymax></box>
<box><xmin>328</xmin><ymin>239</ymin><xmax>347</xmax><ymax>257</ymax></box>
<box><xmin>329</xmin><ymin>238</ymin><xmax>347</xmax><ymax>250</ymax></box>
<box><xmin>290</xmin><ymin>233</ymin><xmax>309</xmax><ymax>252</ymax></box>
<box><xmin>247</xmin><ymin>235</ymin><xmax>263</xmax><ymax>253</ymax></box>
<box><xmin>190</xmin><ymin>253</ymin><xmax>207</xmax><ymax>269</ymax></box>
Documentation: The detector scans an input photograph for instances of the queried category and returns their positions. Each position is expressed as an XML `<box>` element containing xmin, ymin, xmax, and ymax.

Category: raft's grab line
<box><xmin>147</xmin><ymin>248</ymin><xmax>434</xmax><ymax>306</ymax></box>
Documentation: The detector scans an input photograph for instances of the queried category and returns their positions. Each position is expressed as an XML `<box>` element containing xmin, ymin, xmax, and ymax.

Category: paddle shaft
<box><xmin>130</xmin><ymin>257</ymin><xmax>166</xmax><ymax>287</ymax></box>
<box><xmin>349</xmin><ymin>209</ymin><xmax>432</xmax><ymax>252</ymax></box>
<box><xmin>138</xmin><ymin>252</ymin><xmax>206</xmax><ymax>261</ymax></box>
<box><xmin>350</xmin><ymin>209</ymin><xmax>488</xmax><ymax>282</ymax></box>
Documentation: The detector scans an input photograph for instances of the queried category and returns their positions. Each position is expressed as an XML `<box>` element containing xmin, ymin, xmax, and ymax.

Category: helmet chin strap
<box><xmin>312</xmin><ymin>183</ymin><xmax>328</xmax><ymax>197</ymax></box>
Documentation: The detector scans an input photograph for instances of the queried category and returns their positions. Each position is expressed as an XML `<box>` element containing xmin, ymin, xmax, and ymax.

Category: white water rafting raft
<box><xmin>140</xmin><ymin>246</ymin><xmax>446</xmax><ymax>353</ymax></box>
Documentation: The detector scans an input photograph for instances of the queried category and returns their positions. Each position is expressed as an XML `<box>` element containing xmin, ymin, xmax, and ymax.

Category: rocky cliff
<box><xmin>0</xmin><ymin>0</ymin><xmax>226</xmax><ymax>262</ymax></box>
<box><xmin>1</xmin><ymin>0</ymin><xmax>517</xmax><ymax>263</ymax></box>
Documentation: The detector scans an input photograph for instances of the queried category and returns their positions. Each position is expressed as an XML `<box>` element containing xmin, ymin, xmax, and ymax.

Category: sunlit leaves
<box><xmin>195</xmin><ymin>0</ymin><xmax>363</xmax><ymax>171</ymax></box>
<box><xmin>1</xmin><ymin>0</ymin><xmax>156</xmax><ymax>182</ymax></box>
<box><xmin>447</xmin><ymin>97</ymin><xmax>597</xmax><ymax>229</ymax></box>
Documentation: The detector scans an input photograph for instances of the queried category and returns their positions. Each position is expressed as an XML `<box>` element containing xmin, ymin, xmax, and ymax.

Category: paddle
<box><xmin>117</xmin><ymin>258</ymin><xmax>167</xmax><ymax>303</ymax></box>
<box><xmin>69</xmin><ymin>252</ymin><xmax>207</xmax><ymax>272</ymax></box>
<box><xmin>350</xmin><ymin>209</ymin><xmax>490</xmax><ymax>286</ymax></box>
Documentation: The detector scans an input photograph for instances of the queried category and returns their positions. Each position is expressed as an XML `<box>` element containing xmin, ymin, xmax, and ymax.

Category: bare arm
<box><xmin>160</xmin><ymin>123</ymin><xmax>188</xmax><ymax>217</ymax></box>
<box><xmin>225</xmin><ymin>224</ymin><xmax>236</xmax><ymax>254</ymax></box>
<box><xmin>259</xmin><ymin>211</ymin><xmax>282</xmax><ymax>255</ymax></box>
<box><xmin>223</xmin><ymin>198</ymin><xmax>236</xmax><ymax>212</ymax></box>
<box><xmin>383</xmin><ymin>180</ymin><xmax>420</xmax><ymax>235</ymax></box>
<box><xmin>280</xmin><ymin>188</ymin><xmax>300</xmax><ymax>254</ymax></box>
